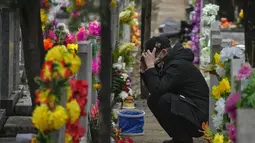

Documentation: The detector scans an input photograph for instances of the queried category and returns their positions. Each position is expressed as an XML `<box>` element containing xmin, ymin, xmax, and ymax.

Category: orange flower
<box><xmin>30</xmin><ymin>136</ymin><xmax>37</xmax><ymax>143</ymax></box>
<box><xmin>76</xmin><ymin>0</ymin><xmax>85</xmax><ymax>9</ymax></box>
<box><xmin>134</xmin><ymin>30</ymin><xmax>140</xmax><ymax>37</ymax></box>
<box><xmin>232</xmin><ymin>40</ymin><xmax>236</xmax><ymax>46</ymax></box>
<box><xmin>40</xmin><ymin>61</ymin><xmax>53</xmax><ymax>81</ymax></box>
<box><xmin>44</xmin><ymin>38</ymin><xmax>54</xmax><ymax>50</ymax></box>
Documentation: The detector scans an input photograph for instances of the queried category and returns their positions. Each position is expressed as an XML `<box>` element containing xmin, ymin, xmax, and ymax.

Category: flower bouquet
<box><xmin>31</xmin><ymin>44</ymin><xmax>88</xmax><ymax>143</ymax></box>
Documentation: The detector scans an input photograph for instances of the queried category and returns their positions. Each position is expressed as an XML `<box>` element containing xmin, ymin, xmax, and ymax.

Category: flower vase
<box><xmin>237</xmin><ymin>109</ymin><xmax>255</xmax><ymax>142</ymax></box>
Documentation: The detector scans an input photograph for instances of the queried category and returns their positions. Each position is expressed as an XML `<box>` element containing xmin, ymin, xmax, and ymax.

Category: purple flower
<box><xmin>88</xmin><ymin>21</ymin><xmax>101</xmax><ymax>36</ymax></box>
<box><xmin>48</xmin><ymin>30</ymin><xmax>56</xmax><ymax>40</ymax></box>
<box><xmin>236</xmin><ymin>63</ymin><xmax>253</xmax><ymax>80</ymax></box>
<box><xmin>225</xmin><ymin>92</ymin><xmax>240</xmax><ymax>120</ymax></box>
<box><xmin>193</xmin><ymin>56</ymin><xmax>199</xmax><ymax>64</ymax></box>
<box><xmin>226</xmin><ymin>123</ymin><xmax>237</xmax><ymax>142</ymax></box>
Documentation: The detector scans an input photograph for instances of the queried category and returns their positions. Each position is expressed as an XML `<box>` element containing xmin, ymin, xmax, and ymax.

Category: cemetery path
<box><xmin>130</xmin><ymin>100</ymin><xmax>206</xmax><ymax>143</ymax></box>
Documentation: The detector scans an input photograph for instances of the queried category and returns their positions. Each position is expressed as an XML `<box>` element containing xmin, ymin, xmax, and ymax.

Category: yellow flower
<box><xmin>66</xmin><ymin>86</ymin><xmax>72</xmax><ymax>101</ymax></box>
<box><xmin>93</xmin><ymin>83</ymin><xmax>101</xmax><ymax>89</ymax></box>
<box><xmin>67</xmin><ymin>99</ymin><xmax>81</xmax><ymax>123</ymax></box>
<box><xmin>48</xmin><ymin>94</ymin><xmax>56</xmax><ymax>105</ymax></box>
<box><xmin>63</xmin><ymin>54</ymin><xmax>81</xmax><ymax>73</ymax></box>
<box><xmin>48</xmin><ymin>105</ymin><xmax>68</xmax><ymax>130</ymax></box>
<box><xmin>65</xmin><ymin>133</ymin><xmax>73</xmax><ymax>143</ymax></box>
<box><xmin>213</xmin><ymin>133</ymin><xmax>224</xmax><ymax>143</ymax></box>
<box><xmin>239</xmin><ymin>9</ymin><xmax>244</xmax><ymax>19</ymax></box>
<box><xmin>32</xmin><ymin>104</ymin><xmax>50</xmax><ymax>131</ymax></box>
<box><xmin>45</xmin><ymin>45</ymin><xmax>67</xmax><ymax>62</ymax></box>
<box><xmin>67</xmin><ymin>44</ymin><xmax>78</xmax><ymax>52</ymax></box>
<box><xmin>36</xmin><ymin>89</ymin><xmax>51</xmax><ymax>104</ymax></box>
<box><xmin>40</xmin><ymin>9</ymin><xmax>48</xmax><ymax>24</ymax></box>
<box><xmin>214</xmin><ymin>53</ymin><xmax>224</xmax><ymax>67</ymax></box>
<box><xmin>212</xmin><ymin>85</ymin><xmax>221</xmax><ymax>100</ymax></box>
<box><xmin>42</xmin><ymin>24</ymin><xmax>45</xmax><ymax>31</ymax></box>
<box><xmin>110</xmin><ymin>0</ymin><xmax>117</xmax><ymax>8</ymax></box>
<box><xmin>219</xmin><ymin>78</ymin><xmax>231</xmax><ymax>93</ymax></box>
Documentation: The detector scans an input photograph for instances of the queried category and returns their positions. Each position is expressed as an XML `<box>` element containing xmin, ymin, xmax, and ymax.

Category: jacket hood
<box><xmin>167</xmin><ymin>42</ymin><xmax>194</xmax><ymax>62</ymax></box>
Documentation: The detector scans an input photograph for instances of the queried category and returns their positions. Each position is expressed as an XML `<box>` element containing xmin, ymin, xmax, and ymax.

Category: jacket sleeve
<box><xmin>142</xmin><ymin>64</ymin><xmax>182</xmax><ymax>96</ymax></box>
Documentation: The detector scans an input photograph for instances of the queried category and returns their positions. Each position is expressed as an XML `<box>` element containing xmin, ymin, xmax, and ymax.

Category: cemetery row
<box><xmin>196</xmin><ymin>2</ymin><xmax>255</xmax><ymax>143</ymax></box>
<box><xmin>0</xmin><ymin>0</ymin><xmax>141</xmax><ymax>143</ymax></box>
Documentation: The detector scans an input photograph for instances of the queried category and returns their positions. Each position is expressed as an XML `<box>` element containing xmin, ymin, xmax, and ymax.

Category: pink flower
<box><xmin>48</xmin><ymin>30</ymin><xmax>56</xmax><ymax>40</ymax></box>
<box><xmin>65</xmin><ymin>33</ymin><xmax>76</xmax><ymax>44</ymax></box>
<box><xmin>226</xmin><ymin>123</ymin><xmax>236</xmax><ymax>142</ymax></box>
<box><xmin>87</xmin><ymin>21</ymin><xmax>101</xmax><ymax>36</ymax></box>
<box><xmin>225</xmin><ymin>92</ymin><xmax>240</xmax><ymax>120</ymax></box>
<box><xmin>236</xmin><ymin>63</ymin><xmax>253</xmax><ymax>80</ymax></box>
<box><xmin>92</xmin><ymin>57</ymin><xmax>100</xmax><ymax>75</ymax></box>
<box><xmin>76</xmin><ymin>27</ymin><xmax>87</xmax><ymax>41</ymax></box>
<box><xmin>71</xmin><ymin>11</ymin><xmax>80</xmax><ymax>18</ymax></box>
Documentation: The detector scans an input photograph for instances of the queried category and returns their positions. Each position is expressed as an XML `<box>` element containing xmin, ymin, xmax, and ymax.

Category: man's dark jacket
<box><xmin>142</xmin><ymin>42</ymin><xmax>209</xmax><ymax>128</ymax></box>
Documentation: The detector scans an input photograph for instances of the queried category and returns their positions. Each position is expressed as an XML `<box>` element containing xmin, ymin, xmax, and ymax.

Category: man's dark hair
<box><xmin>144</xmin><ymin>35</ymin><xmax>171</xmax><ymax>52</ymax></box>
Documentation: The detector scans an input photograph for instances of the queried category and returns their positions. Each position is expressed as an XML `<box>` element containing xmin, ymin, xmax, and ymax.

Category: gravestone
<box><xmin>77</xmin><ymin>41</ymin><xmax>93</xmax><ymax>141</ymax></box>
<box><xmin>0</xmin><ymin>8</ymin><xmax>20</xmax><ymax>115</ymax></box>
<box><xmin>209</xmin><ymin>22</ymin><xmax>222</xmax><ymax>133</ymax></box>
<box><xmin>111</xmin><ymin>0</ymin><xmax>120</xmax><ymax>50</ymax></box>
<box><xmin>244</xmin><ymin>0</ymin><xmax>255</xmax><ymax>67</ymax></box>
<box><xmin>237</xmin><ymin>109</ymin><xmax>255</xmax><ymax>143</ymax></box>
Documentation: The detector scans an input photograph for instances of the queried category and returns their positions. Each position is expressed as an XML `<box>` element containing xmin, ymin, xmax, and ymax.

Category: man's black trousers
<box><xmin>147</xmin><ymin>93</ymin><xmax>203</xmax><ymax>143</ymax></box>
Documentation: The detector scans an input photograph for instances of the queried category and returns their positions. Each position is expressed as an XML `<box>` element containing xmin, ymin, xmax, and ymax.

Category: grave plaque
<box><xmin>244</xmin><ymin>0</ymin><xmax>255</xmax><ymax>67</ymax></box>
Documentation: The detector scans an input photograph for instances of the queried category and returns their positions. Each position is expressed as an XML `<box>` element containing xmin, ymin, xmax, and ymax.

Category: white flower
<box><xmin>212</xmin><ymin>114</ymin><xmax>223</xmax><ymax>130</ymax></box>
<box><xmin>202</xmin><ymin>15</ymin><xmax>216</xmax><ymax>26</ymax></box>
<box><xmin>113</xmin><ymin>63</ymin><xmax>123</xmax><ymax>70</ymax></box>
<box><xmin>202</xmin><ymin>4</ymin><xmax>219</xmax><ymax>16</ymax></box>
<box><xmin>200</xmin><ymin>47</ymin><xmax>211</xmax><ymax>65</ymax></box>
<box><xmin>220</xmin><ymin>47</ymin><xmax>244</xmax><ymax>62</ymax></box>
<box><xmin>215</xmin><ymin>98</ymin><xmax>225</xmax><ymax>115</ymax></box>
<box><xmin>128</xmin><ymin>88</ymin><xmax>133</xmax><ymax>96</ymax></box>
<box><xmin>216</xmin><ymin>66</ymin><xmax>226</xmax><ymax>77</ymax></box>
<box><xmin>121</xmin><ymin>73</ymin><xmax>129</xmax><ymax>81</ymax></box>
<box><xmin>201</xmin><ymin>28</ymin><xmax>211</xmax><ymax>37</ymax></box>
<box><xmin>119</xmin><ymin>91</ymin><xmax>128</xmax><ymax>100</ymax></box>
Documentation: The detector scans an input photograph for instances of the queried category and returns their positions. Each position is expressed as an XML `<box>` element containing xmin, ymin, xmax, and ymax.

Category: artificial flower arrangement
<box><xmin>130</xmin><ymin>13</ymin><xmax>141</xmax><ymax>47</ymax></box>
<box><xmin>220</xmin><ymin>9</ymin><xmax>244</xmax><ymax>30</ymax></box>
<box><xmin>112</xmin><ymin>62</ymin><xmax>133</xmax><ymax>108</ymax></box>
<box><xmin>200</xmin><ymin>45</ymin><xmax>245</xmax><ymax>143</ymax></box>
<box><xmin>112</xmin><ymin>42</ymin><xmax>136</xmax><ymax>68</ymax></box>
<box><xmin>31</xmin><ymin>44</ymin><xmax>88</xmax><ymax>143</ymax></box>
<box><xmin>190</xmin><ymin>0</ymin><xmax>201</xmax><ymax>64</ymax></box>
<box><xmin>119</xmin><ymin>2</ymin><xmax>137</xmax><ymax>25</ymax></box>
<box><xmin>220</xmin><ymin>63</ymin><xmax>253</xmax><ymax>143</ymax></box>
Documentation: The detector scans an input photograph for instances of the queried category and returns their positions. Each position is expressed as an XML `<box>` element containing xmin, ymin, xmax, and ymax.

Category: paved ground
<box><xmin>130</xmin><ymin>100</ymin><xmax>206</xmax><ymax>143</ymax></box>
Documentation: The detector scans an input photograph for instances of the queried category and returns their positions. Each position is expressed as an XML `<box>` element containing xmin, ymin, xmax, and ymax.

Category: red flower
<box><xmin>66</xmin><ymin>120</ymin><xmax>86</xmax><ymax>141</ymax></box>
<box><xmin>70</xmin><ymin>79</ymin><xmax>88</xmax><ymax>97</ymax></box>
<box><xmin>117</xmin><ymin>137</ymin><xmax>134</xmax><ymax>143</ymax></box>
